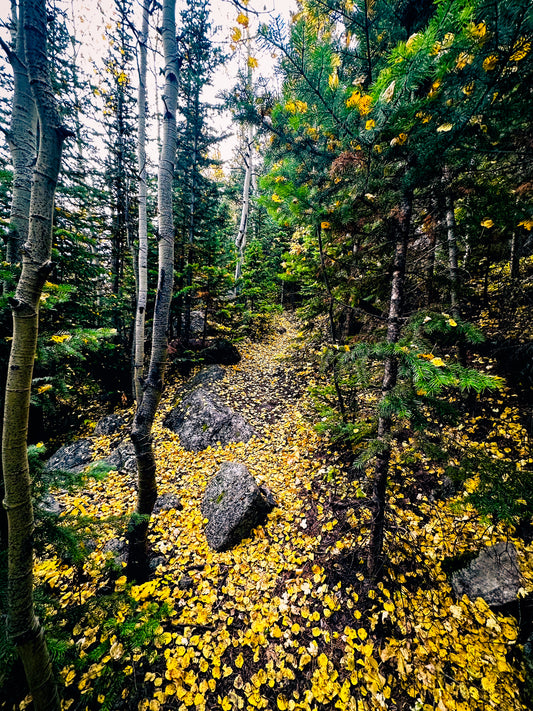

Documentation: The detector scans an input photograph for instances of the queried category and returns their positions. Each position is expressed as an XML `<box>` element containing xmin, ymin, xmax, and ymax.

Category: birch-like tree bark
<box><xmin>133</xmin><ymin>0</ymin><xmax>150</xmax><ymax>404</ymax></box>
<box><xmin>0</xmin><ymin>0</ymin><xmax>37</xmax><ymax>279</ymax></box>
<box><xmin>1</xmin><ymin>0</ymin><xmax>70</xmax><ymax>707</ymax></box>
<box><xmin>367</xmin><ymin>187</ymin><xmax>413</xmax><ymax>580</ymax></box>
<box><xmin>128</xmin><ymin>0</ymin><xmax>178</xmax><ymax>581</ymax></box>
<box><xmin>234</xmin><ymin>25</ymin><xmax>254</xmax><ymax>289</ymax></box>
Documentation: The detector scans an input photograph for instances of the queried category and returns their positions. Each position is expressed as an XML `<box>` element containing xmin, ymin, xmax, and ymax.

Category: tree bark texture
<box><xmin>128</xmin><ymin>0</ymin><xmax>178</xmax><ymax>581</ymax></box>
<box><xmin>1</xmin><ymin>0</ymin><xmax>37</xmax><ymax>276</ymax></box>
<box><xmin>1</xmin><ymin>0</ymin><xmax>69</xmax><ymax>708</ymax></box>
<box><xmin>443</xmin><ymin>167</ymin><xmax>460</xmax><ymax>320</ymax></box>
<box><xmin>367</xmin><ymin>187</ymin><xmax>413</xmax><ymax>580</ymax></box>
<box><xmin>133</xmin><ymin>0</ymin><xmax>150</xmax><ymax>405</ymax></box>
<box><xmin>234</xmin><ymin>30</ymin><xmax>253</xmax><ymax>289</ymax></box>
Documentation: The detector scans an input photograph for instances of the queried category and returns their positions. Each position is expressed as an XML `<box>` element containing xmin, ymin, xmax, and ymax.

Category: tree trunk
<box><xmin>128</xmin><ymin>0</ymin><xmax>178</xmax><ymax>582</ymax></box>
<box><xmin>510</xmin><ymin>231</ymin><xmax>520</xmax><ymax>280</ymax></box>
<box><xmin>367</xmin><ymin>187</ymin><xmax>413</xmax><ymax>580</ymax></box>
<box><xmin>133</xmin><ymin>0</ymin><xmax>150</xmax><ymax>404</ymax></box>
<box><xmin>234</xmin><ymin>26</ymin><xmax>253</xmax><ymax>291</ymax></box>
<box><xmin>2</xmin><ymin>0</ymin><xmax>69</xmax><ymax>707</ymax></box>
<box><xmin>443</xmin><ymin>167</ymin><xmax>460</xmax><ymax>320</ymax></box>
<box><xmin>0</xmin><ymin>0</ymin><xmax>37</xmax><ymax>286</ymax></box>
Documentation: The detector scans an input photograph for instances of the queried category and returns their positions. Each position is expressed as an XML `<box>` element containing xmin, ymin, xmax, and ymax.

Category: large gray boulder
<box><xmin>94</xmin><ymin>414</ymin><xmax>126</xmax><ymax>436</ymax></box>
<box><xmin>184</xmin><ymin>364</ymin><xmax>225</xmax><ymax>392</ymax></box>
<box><xmin>201</xmin><ymin>462</ymin><xmax>275</xmax><ymax>551</ymax></box>
<box><xmin>45</xmin><ymin>439</ymin><xmax>93</xmax><ymax>473</ymax></box>
<box><xmin>105</xmin><ymin>440</ymin><xmax>137</xmax><ymax>473</ymax></box>
<box><xmin>163</xmin><ymin>387</ymin><xmax>255</xmax><ymax>451</ymax></box>
<box><xmin>451</xmin><ymin>542</ymin><xmax>522</xmax><ymax>607</ymax></box>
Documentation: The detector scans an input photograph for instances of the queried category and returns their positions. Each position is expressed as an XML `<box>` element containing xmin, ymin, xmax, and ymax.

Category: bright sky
<box><xmin>0</xmin><ymin>0</ymin><xmax>297</xmax><ymax>165</ymax></box>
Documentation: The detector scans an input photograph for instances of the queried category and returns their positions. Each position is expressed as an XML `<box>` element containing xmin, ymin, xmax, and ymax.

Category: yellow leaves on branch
<box><xmin>285</xmin><ymin>100</ymin><xmax>308</xmax><ymax>114</ymax></box>
<box><xmin>482</xmin><ymin>54</ymin><xmax>499</xmax><ymax>71</ymax></box>
<box><xmin>510</xmin><ymin>37</ymin><xmax>531</xmax><ymax>62</ymax></box>
<box><xmin>346</xmin><ymin>89</ymin><xmax>372</xmax><ymax>115</ymax></box>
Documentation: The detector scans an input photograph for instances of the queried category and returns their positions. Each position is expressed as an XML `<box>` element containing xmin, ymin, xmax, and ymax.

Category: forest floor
<box><xmin>6</xmin><ymin>304</ymin><xmax>533</xmax><ymax>711</ymax></box>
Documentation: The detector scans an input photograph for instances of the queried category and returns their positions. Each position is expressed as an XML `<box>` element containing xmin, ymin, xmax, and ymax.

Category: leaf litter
<box><xmin>20</xmin><ymin>314</ymin><xmax>533</xmax><ymax>711</ymax></box>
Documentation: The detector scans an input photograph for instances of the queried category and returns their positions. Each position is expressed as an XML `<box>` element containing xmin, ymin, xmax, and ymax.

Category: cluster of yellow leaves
<box><xmin>345</xmin><ymin>90</ymin><xmax>372</xmax><ymax>115</ymax></box>
<box><xmin>31</xmin><ymin>316</ymin><xmax>532</xmax><ymax>711</ymax></box>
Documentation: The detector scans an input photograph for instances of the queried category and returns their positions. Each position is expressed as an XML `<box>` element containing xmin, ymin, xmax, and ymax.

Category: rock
<box><xmin>149</xmin><ymin>556</ymin><xmax>166</xmax><ymax>572</ymax></box>
<box><xmin>201</xmin><ymin>461</ymin><xmax>275</xmax><ymax>551</ymax></box>
<box><xmin>178</xmin><ymin>574</ymin><xmax>194</xmax><ymax>591</ymax></box>
<box><xmin>94</xmin><ymin>414</ymin><xmax>125</xmax><ymax>436</ymax></box>
<box><xmin>39</xmin><ymin>494</ymin><xmax>65</xmax><ymax>516</ymax></box>
<box><xmin>200</xmin><ymin>339</ymin><xmax>241</xmax><ymax>366</ymax></box>
<box><xmin>103</xmin><ymin>538</ymin><xmax>128</xmax><ymax>565</ymax></box>
<box><xmin>163</xmin><ymin>387</ymin><xmax>255</xmax><ymax>452</ymax></box>
<box><xmin>153</xmin><ymin>493</ymin><xmax>183</xmax><ymax>514</ymax></box>
<box><xmin>189</xmin><ymin>310</ymin><xmax>206</xmax><ymax>336</ymax></box>
<box><xmin>187</xmin><ymin>364</ymin><xmax>225</xmax><ymax>390</ymax></box>
<box><xmin>105</xmin><ymin>441</ymin><xmax>137</xmax><ymax>473</ymax></box>
<box><xmin>451</xmin><ymin>542</ymin><xmax>522</xmax><ymax>607</ymax></box>
<box><xmin>45</xmin><ymin>439</ymin><xmax>93</xmax><ymax>473</ymax></box>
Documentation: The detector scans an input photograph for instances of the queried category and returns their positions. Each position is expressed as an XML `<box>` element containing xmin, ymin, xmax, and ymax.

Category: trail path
<box><xmin>30</xmin><ymin>314</ymin><xmax>531</xmax><ymax>711</ymax></box>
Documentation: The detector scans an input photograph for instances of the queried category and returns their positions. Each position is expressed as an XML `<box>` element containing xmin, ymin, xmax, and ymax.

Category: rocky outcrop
<box><xmin>201</xmin><ymin>462</ymin><xmax>275</xmax><ymax>551</ymax></box>
<box><xmin>45</xmin><ymin>439</ymin><xmax>93</xmax><ymax>473</ymax></box>
<box><xmin>451</xmin><ymin>542</ymin><xmax>521</xmax><ymax>607</ymax></box>
<box><xmin>94</xmin><ymin>414</ymin><xmax>126</xmax><ymax>436</ymax></box>
<box><xmin>105</xmin><ymin>440</ymin><xmax>137</xmax><ymax>473</ymax></box>
<box><xmin>164</xmin><ymin>387</ymin><xmax>254</xmax><ymax>452</ymax></box>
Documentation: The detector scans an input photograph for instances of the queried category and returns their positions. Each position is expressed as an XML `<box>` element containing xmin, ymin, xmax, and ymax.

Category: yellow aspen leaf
<box><xmin>149</xmin><ymin>702</ymin><xmax>160</xmax><ymax>711</ymax></box>
<box><xmin>346</xmin><ymin>90</ymin><xmax>361</xmax><ymax>109</ymax></box>
<box><xmin>481</xmin><ymin>218</ymin><xmax>494</xmax><ymax>228</ymax></box>
<box><xmin>436</xmin><ymin>123</ymin><xmax>453</xmax><ymax>132</ymax></box>
<box><xmin>482</xmin><ymin>54</ymin><xmax>498</xmax><ymax>71</ymax></box>
<box><xmin>321</xmin><ymin>221</ymin><xmax>331</xmax><ymax>230</ymax></box>
<box><xmin>271</xmin><ymin>194</ymin><xmax>283</xmax><ymax>203</ymax></box>
<box><xmin>277</xmin><ymin>694</ymin><xmax>288</xmax><ymax>710</ymax></box>
<box><xmin>510</xmin><ymin>38</ymin><xmax>531</xmax><ymax>61</ymax></box>
<box><xmin>357</xmin><ymin>628</ymin><xmax>368</xmax><ymax>640</ymax></box>
<box><xmin>328</xmin><ymin>72</ymin><xmax>339</xmax><ymax>90</ymax></box>
<box><xmin>448</xmin><ymin>318</ymin><xmax>457</xmax><ymax>327</ymax></box>
<box><xmin>430</xmin><ymin>357</ymin><xmax>445</xmax><ymax>367</ymax></box>
<box><xmin>358</xmin><ymin>95</ymin><xmax>372</xmax><ymax>115</ymax></box>
<box><xmin>247</xmin><ymin>56</ymin><xmax>258</xmax><ymax>69</ymax></box>
<box><xmin>462</xmin><ymin>81</ymin><xmax>475</xmax><ymax>95</ymax></box>
<box><xmin>231</xmin><ymin>27</ymin><xmax>242</xmax><ymax>42</ymax></box>
<box><xmin>518</xmin><ymin>220</ymin><xmax>533</xmax><ymax>230</ymax></box>
<box><xmin>383</xmin><ymin>600</ymin><xmax>395</xmax><ymax>612</ymax></box>
<box><xmin>235</xmin><ymin>653</ymin><xmax>244</xmax><ymax>668</ymax></box>
<box><xmin>469</xmin><ymin>22</ymin><xmax>487</xmax><ymax>41</ymax></box>
<box><xmin>365</xmin><ymin>119</ymin><xmax>376</xmax><ymax>130</ymax></box>
<box><xmin>236</xmin><ymin>13</ymin><xmax>249</xmax><ymax>27</ymax></box>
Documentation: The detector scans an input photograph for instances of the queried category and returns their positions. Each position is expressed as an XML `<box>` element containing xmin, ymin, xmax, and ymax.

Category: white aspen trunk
<box><xmin>133</xmin><ymin>0</ymin><xmax>150</xmax><ymax>405</ymax></box>
<box><xmin>234</xmin><ymin>25</ymin><xmax>253</xmax><ymax>290</ymax></box>
<box><xmin>234</xmin><ymin>124</ymin><xmax>253</xmax><ymax>286</ymax></box>
<box><xmin>128</xmin><ymin>0</ymin><xmax>178</xmax><ymax>581</ymax></box>
<box><xmin>0</xmin><ymin>0</ymin><xmax>37</xmax><ymax>274</ymax></box>
<box><xmin>1</xmin><ymin>0</ymin><xmax>70</xmax><ymax>707</ymax></box>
